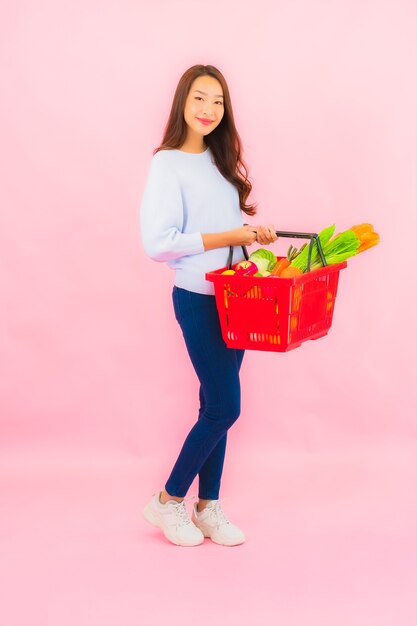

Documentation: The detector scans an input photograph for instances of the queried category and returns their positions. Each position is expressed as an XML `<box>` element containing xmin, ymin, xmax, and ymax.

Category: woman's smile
<box><xmin>196</xmin><ymin>118</ymin><xmax>214</xmax><ymax>126</ymax></box>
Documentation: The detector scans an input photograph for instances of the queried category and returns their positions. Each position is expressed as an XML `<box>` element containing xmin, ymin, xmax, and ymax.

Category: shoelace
<box><xmin>206</xmin><ymin>500</ymin><xmax>230</xmax><ymax>529</ymax></box>
<box><xmin>169</xmin><ymin>495</ymin><xmax>196</xmax><ymax>527</ymax></box>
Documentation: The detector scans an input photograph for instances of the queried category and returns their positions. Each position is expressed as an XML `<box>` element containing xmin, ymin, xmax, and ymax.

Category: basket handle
<box><xmin>226</xmin><ymin>244</ymin><xmax>250</xmax><ymax>269</ymax></box>
<box><xmin>227</xmin><ymin>229</ymin><xmax>327</xmax><ymax>272</ymax></box>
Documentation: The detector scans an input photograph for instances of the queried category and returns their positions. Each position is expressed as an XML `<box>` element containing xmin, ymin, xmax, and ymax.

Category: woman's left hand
<box><xmin>255</xmin><ymin>224</ymin><xmax>279</xmax><ymax>245</ymax></box>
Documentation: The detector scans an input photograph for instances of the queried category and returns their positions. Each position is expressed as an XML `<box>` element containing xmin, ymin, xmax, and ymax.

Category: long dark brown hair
<box><xmin>154</xmin><ymin>64</ymin><xmax>257</xmax><ymax>216</ymax></box>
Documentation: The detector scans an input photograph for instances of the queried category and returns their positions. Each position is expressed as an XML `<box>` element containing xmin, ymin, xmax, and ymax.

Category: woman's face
<box><xmin>183</xmin><ymin>75</ymin><xmax>225</xmax><ymax>139</ymax></box>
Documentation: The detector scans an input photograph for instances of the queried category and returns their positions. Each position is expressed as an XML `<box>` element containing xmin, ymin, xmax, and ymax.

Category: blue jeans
<box><xmin>165</xmin><ymin>286</ymin><xmax>245</xmax><ymax>500</ymax></box>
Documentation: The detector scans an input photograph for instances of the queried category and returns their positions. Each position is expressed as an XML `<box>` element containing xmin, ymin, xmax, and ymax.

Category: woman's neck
<box><xmin>179</xmin><ymin>142</ymin><xmax>207</xmax><ymax>154</ymax></box>
<box><xmin>179</xmin><ymin>131</ymin><xmax>207</xmax><ymax>153</ymax></box>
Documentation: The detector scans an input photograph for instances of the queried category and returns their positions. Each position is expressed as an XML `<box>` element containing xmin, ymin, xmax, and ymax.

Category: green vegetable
<box><xmin>248</xmin><ymin>248</ymin><xmax>277</xmax><ymax>273</ymax></box>
<box><xmin>287</xmin><ymin>243</ymin><xmax>307</xmax><ymax>261</ymax></box>
<box><xmin>309</xmin><ymin>229</ymin><xmax>360</xmax><ymax>269</ymax></box>
<box><xmin>289</xmin><ymin>224</ymin><xmax>336</xmax><ymax>272</ymax></box>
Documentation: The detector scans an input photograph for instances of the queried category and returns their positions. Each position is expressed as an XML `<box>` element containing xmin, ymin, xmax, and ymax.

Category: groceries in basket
<box><xmin>221</xmin><ymin>223</ymin><xmax>380</xmax><ymax>278</ymax></box>
<box><xmin>206</xmin><ymin>223</ymin><xmax>380</xmax><ymax>353</ymax></box>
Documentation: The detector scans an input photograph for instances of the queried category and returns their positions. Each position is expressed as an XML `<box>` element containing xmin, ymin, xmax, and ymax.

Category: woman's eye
<box><xmin>194</xmin><ymin>97</ymin><xmax>223</xmax><ymax>105</ymax></box>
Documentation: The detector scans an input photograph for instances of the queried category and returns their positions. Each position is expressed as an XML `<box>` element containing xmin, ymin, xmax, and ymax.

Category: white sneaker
<box><xmin>191</xmin><ymin>499</ymin><xmax>246</xmax><ymax>546</ymax></box>
<box><xmin>143</xmin><ymin>492</ymin><xmax>204</xmax><ymax>547</ymax></box>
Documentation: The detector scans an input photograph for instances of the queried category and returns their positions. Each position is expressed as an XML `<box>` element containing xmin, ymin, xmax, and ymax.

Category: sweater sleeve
<box><xmin>139</xmin><ymin>155</ymin><xmax>205</xmax><ymax>262</ymax></box>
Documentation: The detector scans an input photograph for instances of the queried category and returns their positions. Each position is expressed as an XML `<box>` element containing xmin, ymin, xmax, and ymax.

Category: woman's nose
<box><xmin>202</xmin><ymin>103</ymin><xmax>214</xmax><ymax>116</ymax></box>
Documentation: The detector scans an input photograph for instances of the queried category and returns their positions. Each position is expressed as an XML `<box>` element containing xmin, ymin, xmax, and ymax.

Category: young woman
<box><xmin>140</xmin><ymin>64</ymin><xmax>278</xmax><ymax>547</ymax></box>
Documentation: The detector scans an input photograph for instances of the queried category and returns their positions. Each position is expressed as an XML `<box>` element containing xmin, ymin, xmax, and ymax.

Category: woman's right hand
<box><xmin>229</xmin><ymin>225</ymin><xmax>258</xmax><ymax>247</ymax></box>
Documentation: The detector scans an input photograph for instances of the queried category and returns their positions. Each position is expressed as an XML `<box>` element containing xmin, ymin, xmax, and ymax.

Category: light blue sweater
<box><xmin>139</xmin><ymin>146</ymin><xmax>245</xmax><ymax>295</ymax></box>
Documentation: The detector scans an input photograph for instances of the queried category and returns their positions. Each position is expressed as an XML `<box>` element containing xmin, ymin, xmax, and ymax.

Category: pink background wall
<box><xmin>1</xmin><ymin>0</ymin><xmax>416</xmax><ymax>453</ymax></box>
<box><xmin>0</xmin><ymin>1</ymin><xmax>416</xmax><ymax>625</ymax></box>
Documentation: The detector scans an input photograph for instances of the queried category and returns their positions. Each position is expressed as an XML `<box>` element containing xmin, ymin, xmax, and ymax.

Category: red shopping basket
<box><xmin>206</xmin><ymin>230</ymin><xmax>347</xmax><ymax>352</ymax></box>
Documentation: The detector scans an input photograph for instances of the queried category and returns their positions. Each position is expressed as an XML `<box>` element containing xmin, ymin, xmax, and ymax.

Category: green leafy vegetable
<box><xmin>289</xmin><ymin>225</ymin><xmax>336</xmax><ymax>272</ymax></box>
<box><xmin>248</xmin><ymin>248</ymin><xmax>277</xmax><ymax>273</ymax></box>
<box><xmin>309</xmin><ymin>229</ymin><xmax>360</xmax><ymax>269</ymax></box>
